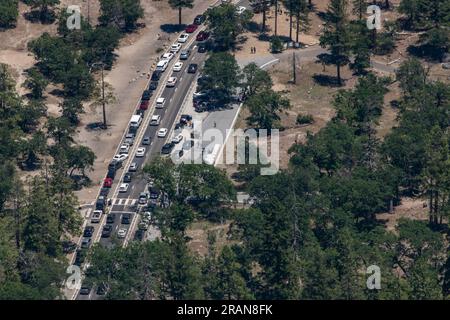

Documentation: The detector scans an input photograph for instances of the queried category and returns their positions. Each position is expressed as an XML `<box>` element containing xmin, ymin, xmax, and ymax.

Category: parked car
<box><xmin>103</xmin><ymin>177</ymin><xmax>113</xmax><ymax>188</ymax></box>
<box><xmin>136</xmin><ymin>147</ymin><xmax>146</xmax><ymax>157</ymax></box>
<box><xmin>96</xmin><ymin>283</ymin><xmax>108</xmax><ymax>295</ymax></box>
<box><xmin>166</xmin><ymin>76</ymin><xmax>177</xmax><ymax>87</ymax></box>
<box><xmin>113</xmin><ymin>154</ymin><xmax>128</xmax><ymax>162</ymax></box>
<box><xmin>74</xmin><ymin>249</ymin><xmax>87</xmax><ymax>266</ymax></box>
<box><xmin>139</xmin><ymin>192</ymin><xmax>148</xmax><ymax>205</ymax></box>
<box><xmin>119</xmin><ymin>183</ymin><xmax>129</xmax><ymax>193</ymax></box>
<box><xmin>138</xmin><ymin>222</ymin><xmax>149</xmax><ymax>231</ymax></box>
<box><xmin>141</xmin><ymin>90</ymin><xmax>152</xmax><ymax>100</ymax></box>
<box><xmin>119</xmin><ymin>143</ymin><xmax>130</xmax><ymax>154</ymax></box>
<box><xmin>157</xmin><ymin>128</ymin><xmax>168</xmax><ymax>137</ymax></box>
<box><xmin>170</xmin><ymin>43</ymin><xmax>182</xmax><ymax>53</ymax></box>
<box><xmin>194</xmin><ymin>14</ymin><xmax>205</xmax><ymax>25</ymax></box>
<box><xmin>178</xmin><ymin>33</ymin><xmax>189</xmax><ymax>43</ymax></box>
<box><xmin>100</xmin><ymin>187</ymin><xmax>110</xmax><ymax>197</ymax></box>
<box><xmin>124</xmin><ymin>133</ymin><xmax>135</xmax><ymax>146</ymax></box>
<box><xmin>142</xmin><ymin>136</ymin><xmax>151</xmax><ymax>145</ymax></box>
<box><xmin>101</xmin><ymin>224</ymin><xmax>113</xmax><ymax>238</ymax></box>
<box><xmin>91</xmin><ymin>210</ymin><xmax>102</xmax><ymax>223</ymax></box>
<box><xmin>161</xmin><ymin>52</ymin><xmax>174</xmax><ymax>61</ymax></box>
<box><xmin>173</xmin><ymin>62</ymin><xmax>183</xmax><ymax>72</ymax></box>
<box><xmin>139</xmin><ymin>100</ymin><xmax>149</xmax><ymax>111</ymax></box>
<box><xmin>108</xmin><ymin>160</ymin><xmax>122</xmax><ymax>171</ymax></box>
<box><xmin>180</xmin><ymin>49</ymin><xmax>190</xmax><ymax>60</ymax></box>
<box><xmin>172</xmin><ymin>134</ymin><xmax>183</xmax><ymax>144</ymax></box>
<box><xmin>129</xmin><ymin>162</ymin><xmax>138</xmax><ymax>172</ymax></box>
<box><xmin>121</xmin><ymin>213</ymin><xmax>131</xmax><ymax>224</ymax></box>
<box><xmin>79</xmin><ymin>284</ymin><xmax>92</xmax><ymax>295</ymax></box>
<box><xmin>151</xmin><ymin>70</ymin><xmax>162</xmax><ymax>81</ymax></box>
<box><xmin>149</xmin><ymin>81</ymin><xmax>158</xmax><ymax>90</ymax></box>
<box><xmin>96</xmin><ymin>196</ymin><xmax>107</xmax><ymax>212</ymax></box>
<box><xmin>188</xmin><ymin>63</ymin><xmax>198</xmax><ymax>73</ymax></box>
<box><xmin>156</xmin><ymin>59</ymin><xmax>169</xmax><ymax>72</ymax></box>
<box><xmin>81</xmin><ymin>237</ymin><xmax>92</xmax><ymax>249</ymax></box>
<box><xmin>62</xmin><ymin>240</ymin><xmax>77</xmax><ymax>254</ymax></box>
<box><xmin>161</xmin><ymin>142</ymin><xmax>175</xmax><ymax>154</ymax></box>
<box><xmin>198</xmin><ymin>44</ymin><xmax>207</xmax><ymax>53</ymax></box>
<box><xmin>185</xmin><ymin>24</ymin><xmax>198</xmax><ymax>33</ymax></box>
<box><xmin>196</xmin><ymin>31</ymin><xmax>209</xmax><ymax>41</ymax></box>
<box><xmin>106</xmin><ymin>213</ymin><xmax>116</xmax><ymax>224</ymax></box>
<box><xmin>117</xmin><ymin>228</ymin><xmax>127</xmax><ymax>238</ymax></box>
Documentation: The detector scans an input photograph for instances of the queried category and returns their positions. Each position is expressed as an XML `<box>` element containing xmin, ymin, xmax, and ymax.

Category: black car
<box><xmin>161</xmin><ymin>143</ymin><xmax>175</xmax><ymax>155</ymax></box>
<box><xmin>74</xmin><ymin>249</ymin><xmax>86</xmax><ymax>266</ymax></box>
<box><xmin>188</xmin><ymin>63</ymin><xmax>198</xmax><ymax>74</ymax></box>
<box><xmin>100</xmin><ymin>187</ymin><xmax>110</xmax><ymax>197</ymax></box>
<box><xmin>141</xmin><ymin>90</ymin><xmax>152</xmax><ymax>100</ymax></box>
<box><xmin>62</xmin><ymin>240</ymin><xmax>77</xmax><ymax>254</ymax></box>
<box><xmin>198</xmin><ymin>44</ymin><xmax>206</xmax><ymax>53</ymax></box>
<box><xmin>106</xmin><ymin>168</ymin><xmax>116</xmax><ymax>179</ymax></box>
<box><xmin>83</xmin><ymin>226</ymin><xmax>94</xmax><ymax>238</ymax></box>
<box><xmin>101</xmin><ymin>224</ymin><xmax>113</xmax><ymax>238</ymax></box>
<box><xmin>121</xmin><ymin>213</ymin><xmax>131</xmax><ymax>224</ymax></box>
<box><xmin>123</xmin><ymin>173</ymin><xmax>133</xmax><ymax>183</ymax></box>
<box><xmin>194</xmin><ymin>14</ymin><xmax>205</xmax><ymax>25</ymax></box>
<box><xmin>106</xmin><ymin>213</ymin><xmax>116</xmax><ymax>224</ymax></box>
<box><xmin>148</xmin><ymin>81</ymin><xmax>158</xmax><ymax>90</ymax></box>
<box><xmin>135</xmin><ymin>229</ymin><xmax>145</xmax><ymax>241</ymax></box>
<box><xmin>180</xmin><ymin>114</ymin><xmax>193</xmax><ymax>123</ymax></box>
<box><xmin>142</xmin><ymin>136</ymin><xmax>151</xmax><ymax>145</ymax></box>
<box><xmin>151</xmin><ymin>70</ymin><xmax>162</xmax><ymax>81</ymax></box>
<box><xmin>108</xmin><ymin>160</ymin><xmax>122</xmax><ymax>171</ymax></box>
<box><xmin>79</xmin><ymin>284</ymin><xmax>92</xmax><ymax>295</ymax></box>
<box><xmin>96</xmin><ymin>196</ymin><xmax>107</xmax><ymax>211</ymax></box>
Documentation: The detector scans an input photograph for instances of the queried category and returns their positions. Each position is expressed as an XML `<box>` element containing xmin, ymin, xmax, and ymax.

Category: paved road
<box><xmin>71</xmin><ymin>0</ymin><xmax>399</xmax><ymax>300</ymax></box>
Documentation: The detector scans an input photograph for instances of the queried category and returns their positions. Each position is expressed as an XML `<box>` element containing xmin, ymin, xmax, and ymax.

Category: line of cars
<box><xmin>75</xmin><ymin>13</ymin><xmax>209</xmax><ymax>297</ymax></box>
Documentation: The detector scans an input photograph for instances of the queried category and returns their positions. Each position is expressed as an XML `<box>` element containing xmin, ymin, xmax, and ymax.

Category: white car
<box><xmin>119</xmin><ymin>183</ymin><xmax>129</xmax><ymax>193</ymax></box>
<box><xmin>170</xmin><ymin>43</ymin><xmax>182</xmax><ymax>53</ymax></box>
<box><xmin>117</xmin><ymin>228</ymin><xmax>127</xmax><ymax>238</ymax></box>
<box><xmin>178</xmin><ymin>33</ymin><xmax>189</xmax><ymax>43</ymax></box>
<box><xmin>136</xmin><ymin>147</ymin><xmax>146</xmax><ymax>157</ymax></box>
<box><xmin>236</xmin><ymin>6</ymin><xmax>246</xmax><ymax>15</ymax></box>
<box><xmin>173</xmin><ymin>62</ymin><xmax>183</xmax><ymax>72</ymax></box>
<box><xmin>157</xmin><ymin>128</ymin><xmax>168</xmax><ymax>138</ymax></box>
<box><xmin>150</xmin><ymin>115</ymin><xmax>161</xmax><ymax>126</ymax></box>
<box><xmin>172</xmin><ymin>134</ymin><xmax>183</xmax><ymax>144</ymax></box>
<box><xmin>161</xmin><ymin>52</ymin><xmax>174</xmax><ymax>61</ymax></box>
<box><xmin>113</xmin><ymin>154</ymin><xmax>128</xmax><ymax>162</ymax></box>
<box><xmin>119</xmin><ymin>143</ymin><xmax>130</xmax><ymax>154</ymax></box>
<box><xmin>166</xmin><ymin>76</ymin><xmax>177</xmax><ymax>87</ymax></box>
<box><xmin>156</xmin><ymin>97</ymin><xmax>166</xmax><ymax>108</ymax></box>
<box><xmin>156</xmin><ymin>59</ymin><xmax>169</xmax><ymax>72</ymax></box>
<box><xmin>91</xmin><ymin>210</ymin><xmax>102</xmax><ymax>223</ymax></box>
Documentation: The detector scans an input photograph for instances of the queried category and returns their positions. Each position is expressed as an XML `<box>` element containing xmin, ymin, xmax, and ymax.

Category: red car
<box><xmin>103</xmin><ymin>177</ymin><xmax>113</xmax><ymax>188</ymax></box>
<box><xmin>139</xmin><ymin>100</ymin><xmax>149</xmax><ymax>110</ymax></box>
<box><xmin>196</xmin><ymin>31</ymin><xmax>209</xmax><ymax>41</ymax></box>
<box><xmin>185</xmin><ymin>24</ymin><xmax>198</xmax><ymax>33</ymax></box>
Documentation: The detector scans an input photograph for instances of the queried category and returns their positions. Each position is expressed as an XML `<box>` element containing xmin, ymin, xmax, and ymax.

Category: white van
<box><xmin>130</xmin><ymin>114</ymin><xmax>142</xmax><ymax>128</ymax></box>
<box><xmin>156</xmin><ymin>60</ymin><xmax>169</xmax><ymax>72</ymax></box>
<box><xmin>156</xmin><ymin>97</ymin><xmax>166</xmax><ymax>108</ymax></box>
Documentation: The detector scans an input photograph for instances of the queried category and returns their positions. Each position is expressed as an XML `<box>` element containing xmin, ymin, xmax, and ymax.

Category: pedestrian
<box><xmin>254</xmin><ymin>46</ymin><xmax>257</xmax><ymax>54</ymax></box>
<box><xmin>213</xmin><ymin>121</ymin><xmax>217</xmax><ymax>128</ymax></box>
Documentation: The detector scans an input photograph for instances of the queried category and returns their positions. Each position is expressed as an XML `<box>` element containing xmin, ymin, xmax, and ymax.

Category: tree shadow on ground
<box><xmin>407</xmin><ymin>44</ymin><xmax>448</xmax><ymax>62</ymax></box>
<box><xmin>313</xmin><ymin>74</ymin><xmax>344</xmax><ymax>87</ymax></box>
<box><xmin>23</xmin><ymin>11</ymin><xmax>56</xmax><ymax>24</ymax></box>
<box><xmin>160</xmin><ymin>24</ymin><xmax>186</xmax><ymax>33</ymax></box>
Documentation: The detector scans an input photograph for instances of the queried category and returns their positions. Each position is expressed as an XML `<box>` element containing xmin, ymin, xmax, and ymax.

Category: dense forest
<box><xmin>0</xmin><ymin>0</ymin><xmax>449</xmax><ymax>299</ymax></box>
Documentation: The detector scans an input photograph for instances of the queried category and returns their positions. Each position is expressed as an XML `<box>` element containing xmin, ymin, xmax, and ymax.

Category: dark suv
<box><xmin>194</xmin><ymin>14</ymin><xmax>205</xmax><ymax>25</ymax></box>
<box><xmin>151</xmin><ymin>70</ymin><xmax>162</xmax><ymax>81</ymax></box>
